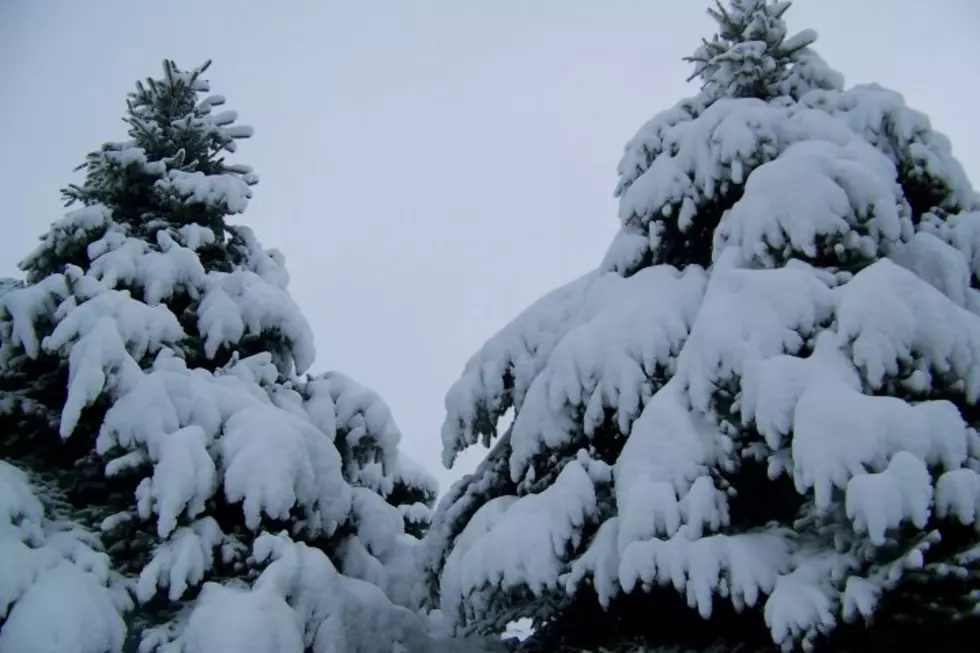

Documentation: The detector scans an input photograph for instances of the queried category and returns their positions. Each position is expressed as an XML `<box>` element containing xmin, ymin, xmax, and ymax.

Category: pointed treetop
<box><xmin>685</xmin><ymin>0</ymin><xmax>842</xmax><ymax>103</ymax></box>
<box><xmin>120</xmin><ymin>59</ymin><xmax>252</xmax><ymax>172</ymax></box>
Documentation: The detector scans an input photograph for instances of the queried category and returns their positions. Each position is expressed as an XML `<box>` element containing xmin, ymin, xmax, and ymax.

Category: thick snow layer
<box><xmin>925</xmin><ymin>210</ymin><xmax>980</xmax><ymax>284</ymax></box>
<box><xmin>606</xmin><ymin>80</ymin><xmax>979</xmax><ymax>274</ymax></box>
<box><xmin>441</xmin><ymin>456</ymin><xmax>606</xmax><ymax>621</ymax></box>
<box><xmin>44</xmin><ymin>288</ymin><xmax>184</xmax><ymax>363</ymax></box>
<box><xmin>443</xmin><ymin>266</ymin><xmax>707</xmax><ymax>470</ymax></box>
<box><xmin>810</xmin><ymin>84</ymin><xmax>980</xmax><ymax>214</ymax></box>
<box><xmin>0</xmin><ymin>564</ymin><xmax>126</xmax><ymax>653</ymax></box>
<box><xmin>714</xmin><ymin>139</ymin><xmax>908</xmax><ymax>268</ymax></box>
<box><xmin>889</xmin><ymin>231</ymin><xmax>974</xmax><ymax>310</ymax></box>
<box><xmin>791</xmin><ymin>374</ymin><xmax>966</xmax><ymax>510</ymax></box>
<box><xmin>0</xmin><ymin>272</ymin><xmax>69</xmax><ymax>358</ymax></box>
<box><xmin>19</xmin><ymin>204</ymin><xmax>113</xmax><ymax>281</ymax></box>
<box><xmin>676</xmin><ymin>249</ymin><xmax>836</xmax><ymax>413</ymax></box>
<box><xmin>508</xmin><ymin>265</ymin><xmax>706</xmax><ymax>481</ymax></box>
<box><xmin>441</xmin><ymin>270</ymin><xmax>606</xmax><ymax>465</ymax></box>
<box><xmin>845</xmin><ymin>451</ymin><xmax>932</xmax><ymax>545</ymax></box>
<box><xmin>615</xmin><ymin>379</ymin><xmax>725</xmax><ymax>547</ymax></box>
<box><xmin>198</xmin><ymin>268</ymin><xmax>315</xmax><ymax>374</ymax></box>
<box><xmin>431</xmin><ymin>5</ymin><xmax>980</xmax><ymax>647</ymax></box>
<box><xmin>439</xmin><ymin>494</ymin><xmax>518</xmax><ymax>622</ymax></box>
<box><xmin>313</xmin><ymin>372</ymin><xmax>404</xmax><ymax>487</ymax></box>
<box><xmin>565</xmin><ymin>516</ymin><xmax>621</xmax><ymax>608</ymax></box>
<box><xmin>393</xmin><ymin>451</ymin><xmax>440</xmax><ymax>501</ymax></box>
<box><xmin>175</xmin><ymin>532</ymin><xmax>433</xmax><ymax>653</ymax></box>
<box><xmin>98</xmin><ymin>356</ymin><xmax>353</xmax><ymax>539</ymax></box>
<box><xmin>87</xmin><ymin>231</ymin><xmax>207</xmax><ymax>306</ymax></box>
<box><xmin>155</xmin><ymin>169</ymin><xmax>252</xmax><ymax>214</ymax></box>
<box><xmin>836</xmin><ymin>257</ymin><xmax>980</xmax><ymax>399</ymax></box>
<box><xmin>137</xmin><ymin>517</ymin><xmax>225</xmax><ymax>603</ymax></box>
<box><xmin>350</xmin><ymin>487</ymin><xmax>404</xmax><ymax>557</ymax></box>
<box><xmin>222</xmin><ymin>403</ymin><xmax>348</xmax><ymax>531</ymax></box>
<box><xmin>620</xmin><ymin>529</ymin><xmax>794</xmax><ymax>619</ymax></box>
<box><xmin>171</xmin><ymin>582</ymin><xmax>304</xmax><ymax>653</ymax></box>
<box><xmin>935</xmin><ymin>468</ymin><xmax>980</xmax><ymax>525</ymax></box>
<box><xmin>58</xmin><ymin>315</ymin><xmax>147</xmax><ymax>438</ymax></box>
<box><xmin>0</xmin><ymin>462</ymin><xmax>126</xmax><ymax>653</ymax></box>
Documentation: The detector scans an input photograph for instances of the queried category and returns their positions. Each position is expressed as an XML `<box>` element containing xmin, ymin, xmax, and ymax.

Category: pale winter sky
<box><xmin>2</xmin><ymin>0</ymin><xmax>978</xmax><ymax>493</ymax></box>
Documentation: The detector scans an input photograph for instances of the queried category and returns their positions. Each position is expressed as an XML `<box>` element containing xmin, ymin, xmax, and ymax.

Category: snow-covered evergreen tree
<box><xmin>423</xmin><ymin>2</ymin><xmax>980</xmax><ymax>651</ymax></box>
<box><xmin>0</xmin><ymin>60</ymin><xmax>441</xmax><ymax>653</ymax></box>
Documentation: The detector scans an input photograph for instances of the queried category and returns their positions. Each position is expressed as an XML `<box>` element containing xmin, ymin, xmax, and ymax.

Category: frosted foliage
<box><xmin>170</xmin><ymin>533</ymin><xmax>432</xmax><ymax>653</ymax></box>
<box><xmin>432</xmin><ymin>3</ymin><xmax>980</xmax><ymax>649</ymax></box>
<box><xmin>221</xmin><ymin>403</ymin><xmax>349</xmax><ymax>531</ymax></box>
<box><xmin>845</xmin><ymin>452</ymin><xmax>932</xmax><ymax>545</ymax></box>
<box><xmin>312</xmin><ymin>372</ymin><xmax>405</xmax><ymax>490</ymax></box>
<box><xmin>944</xmin><ymin>212</ymin><xmax>980</xmax><ymax>281</ymax></box>
<box><xmin>810</xmin><ymin>84</ymin><xmax>980</xmax><ymax>213</ymax></box>
<box><xmin>443</xmin><ymin>266</ymin><xmax>708</xmax><ymax>469</ymax></box>
<box><xmin>198</xmin><ymin>268</ymin><xmax>315</xmax><ymax>374</ymax></box>
<box><xmin>236</xmin><ymin>225</ymin><xmax>292</xmax><ymax>289</ymax></box>
<box><xmin>565</xmin><ymin>517</ymin><xmax>621</xmax><ymax>609</ymax></box>
<box><xmin>935</xmin><ymin>468</ymin><xmax>980</xmax><ymax>525</ymax></box>
<box><xmin>608</xmin><ymin>81</ymin><xmax>978</xmax><ymax>274</ymax></box>
<box><xmin>620</xmin><ymin>530</ymin><xmax>794</xmax><ymax>619</ymax></box>
<box><xmin>0</xmin><ymin>57</ymin><xmax>440</xmax><ymax>653</ymax></box>
<box><xmin>508</xmin><ymin>265</ymin><xmax>706</xmax><ymax>481</ymax></box>
<box><xmin>0</xmin><ymin>565</ymin><xmax>126</xmax><ymax>653</ymax></box>
<box><xmin>675</xmin><ymin>250</ymin><xmax>835</xmax><ymax>412</ymax></box>
<box><xmin>85</xmin><ymin>349</ymin><xmax>427</xmax><ymax>648</ymax></box>
<box><xmin>835</xmin><ymin>258</ymin><xmax>980</xmax><ymax>399</ymax></box>
<box><xmin>438</xmin><ymin>230</ymin><xmax>980</xmax><ymax>645</ymax></box>
<box><xmin>19</xmin><ymin>204</ymin><xmax>112</xmax><ymax>281</ymax></box>
<box><xmin>350</xmin><ymin>487</ymin><xmax>403</xmax><ymax>557</ymax></box>
<box><xmin>155</xmin><ymin>169</ymin><xmax>252</xmax><ymax>214</ymax></box>
<box><xmin>714</xmin><ymin>139</ymin><xmax>908</xmax><ymax>267</ymax></box>
<box><xmin>609</xmin><ymin>255</ymin><xmax>980</xmax><ymax>646</ymax></box>
<box><xmin>688</xmin><ymin>0</ymin><xmax>842</xmax><ymax>105</ymax></box>
<box><xmin>170</xmin><ymin>583</ymin><xmax>304</xmax><ymax>653</ymax></box>
<box><xmin>442</xmin><ymin>270</ymin><xmax>608</xmax><ymax>465</ymax></box>
<box><xmin>0</xmin><ymin>273</ymin><xmax>69</xmax><ymax>358</ymax></box>
<box><xmin>0</xmin><ymin>462</ymin><xmax>125</xmax><ymax>653</ymax></box>
<box><xmin>87</xmin><ymin>231</ymin><xmax>207</xmax><ymax>305</ymax></box>
<box><xmin>441</xmin><ymin>457</ymin><xmax>606</xmax><ymax>621</ymax></box>
<box><xmin>137</xmin><ymin>518</ymin><xmax>225</xmax><ymax>603</ymax></box>
<box><xmin>394</xmin><ymin>452</ymin><xmax>440</xmax><ymax>501</ymax></box>
<box><xmin>889</xmin><ymin>232</ymin><xmax>974</xmax><ymax>310</ymax></box>
<box><xmin>96</xmin><ymin>355</ymin><xmax>354</xmax><ymax>541</ymax></box>
<box><xmin>78</xmin><ymin>224</ymin><xmax>301</xmax><ymax>368</ymax></box>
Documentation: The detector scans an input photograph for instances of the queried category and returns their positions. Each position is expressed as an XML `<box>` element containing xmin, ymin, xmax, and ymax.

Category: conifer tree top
<box><xmin>686</xmin><ymin>0</ymin><xmax>842</xmax><ymax>103</ymax></box>
<box><xmin>57</xmin><ymin>60</ymin><xmax>257</xmax><ymax>245</ymax></box>
<box><xmin>20</xmin><ymin>60</ymin><xmax>262</xmax><ymax>287</ymax></box>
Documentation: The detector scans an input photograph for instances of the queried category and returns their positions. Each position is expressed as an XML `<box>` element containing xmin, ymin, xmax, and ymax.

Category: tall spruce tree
<box><xmin>0</xmin><ymin>61</ymin><xmax>440</xmax><ymax>653</ymax></box>
<box><xmin>423</xmin><ymin>2</ymin><xmax>980</xmax><ymax>651</ymax></box>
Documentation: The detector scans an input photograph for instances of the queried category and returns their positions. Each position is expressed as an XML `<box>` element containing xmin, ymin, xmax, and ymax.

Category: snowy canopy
<box><xmin>0</xmin><ymin>59</ymin><xmax>449</xmax><ymax>653</ymax></box>
<box><xmin>428</xmin><ymin>2</ymin><xmax>980</xmax><ymax>650</ymax></box>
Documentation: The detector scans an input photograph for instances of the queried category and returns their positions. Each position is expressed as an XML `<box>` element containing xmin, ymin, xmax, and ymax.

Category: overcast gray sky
<box><xmin>2</xmin><ymin>0</ymin><xmax>978</xmax><ymax>492</ymax></box>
